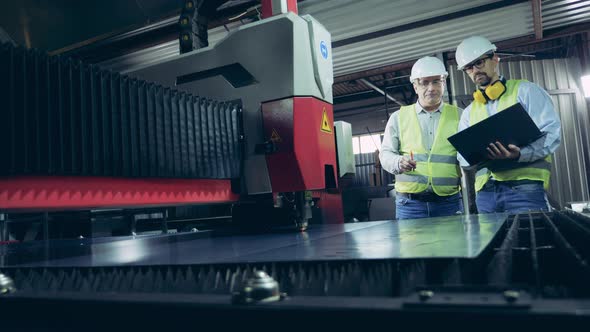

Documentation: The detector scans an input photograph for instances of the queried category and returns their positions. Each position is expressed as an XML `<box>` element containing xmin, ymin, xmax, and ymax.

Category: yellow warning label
<box><xmin>320</xmin><ymin>108</ymin><xmax>332</xmax><ymax>133</ymax></box>
<box><xmin>270</xmin><ymin>128</ymin><xmax>282</xmax><ymax>142</ymax></box>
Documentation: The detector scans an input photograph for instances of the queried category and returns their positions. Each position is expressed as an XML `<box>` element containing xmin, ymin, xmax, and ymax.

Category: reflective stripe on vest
<box><xmin>470</xmin><ymin>80</ymin><xmax>551</xmax><ymax>191</ymax></box>
<box><xmin>396</xmin><ymin>103</ymin><xmax>461</xmax><ymax>196</ymax></box>
<box><xmin>396</xmin><ymin>174</ymin><xmax>461</xmax><ymax>186</ymax></box>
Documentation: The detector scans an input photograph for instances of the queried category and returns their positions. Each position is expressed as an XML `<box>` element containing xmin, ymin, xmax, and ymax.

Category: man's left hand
<box><xmin>487</xmin><ymin>141</ymin><xmax>520</xmax><ymax>160</ymax></box>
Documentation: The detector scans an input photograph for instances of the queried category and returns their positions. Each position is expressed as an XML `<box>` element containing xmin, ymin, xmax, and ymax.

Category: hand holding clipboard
<box><xmin>486</xmin><ymin>141</ymin><xmax>521</xmax><ymax>160</ymax></box>
<box><xmin>448</xmin><ymin>103</ymin><xmax>543</xmax><ymax>167</ymax></box>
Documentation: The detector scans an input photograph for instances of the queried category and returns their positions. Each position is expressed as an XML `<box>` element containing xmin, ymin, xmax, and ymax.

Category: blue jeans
<box><xmin>476</xmin><ymin>180</ymin><xmax>549</xmax><ymax>214</ymax></box>
<box><xmin>396</xmin><ymin>193</ymin><xmax>463</xmax><ymax>220</ymax></box>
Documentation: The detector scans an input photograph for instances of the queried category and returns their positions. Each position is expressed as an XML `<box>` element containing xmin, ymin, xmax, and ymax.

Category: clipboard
<box><xmin>448</xmin><ymin>103</ymin><xmax>544</xmax><ymax>166</ymax></box>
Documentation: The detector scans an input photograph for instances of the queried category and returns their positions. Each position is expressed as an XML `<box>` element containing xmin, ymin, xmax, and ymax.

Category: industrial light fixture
<box><xmin>582</xmin><ymin>74</ymin><xmax>590</xmax><ymax>98</ymax></box>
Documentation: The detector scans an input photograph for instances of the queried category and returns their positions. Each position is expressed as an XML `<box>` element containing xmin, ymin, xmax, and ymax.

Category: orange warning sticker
<box><xmin>320</xmin><ymin>108</ymin><xmax>332</xmax><ymax>133</ymax></box>
<box><xmin>270</xmin><ymin>128</ymin><xmax>282</xmax><ymax>142</ymax></box>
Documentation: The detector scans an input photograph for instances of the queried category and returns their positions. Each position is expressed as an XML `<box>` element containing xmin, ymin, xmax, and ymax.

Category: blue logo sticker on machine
<box><xmin>320</xmin><ymin>41</ymin><xmax>328</xmax><ymax>59</ymax></box>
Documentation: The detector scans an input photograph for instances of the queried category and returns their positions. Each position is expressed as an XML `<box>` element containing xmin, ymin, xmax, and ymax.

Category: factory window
<box><xmin>582</xmin><ymin>74</ymin><xmax>590</xmax><ymax>98</ymax></box>
<box><xmin>352</xmin><ymin>134</ymin><xmax>383</xmax><ymax>154</ymax></box>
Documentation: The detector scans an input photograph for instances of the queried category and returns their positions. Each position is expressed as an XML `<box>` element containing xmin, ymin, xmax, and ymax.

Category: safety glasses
<box><xmin>463</xmin><ymin>54</ymin><xmax>494</xmax><ymax>73</ymax></box>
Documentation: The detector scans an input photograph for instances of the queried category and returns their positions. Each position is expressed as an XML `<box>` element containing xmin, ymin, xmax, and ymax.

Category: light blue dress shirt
<box><xmin>457</xmin><ymin>80</ymin><xmax>561</xmax><ymax>167</ymax></box>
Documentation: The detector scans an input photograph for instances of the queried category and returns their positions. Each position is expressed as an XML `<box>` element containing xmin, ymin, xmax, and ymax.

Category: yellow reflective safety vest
<box><xmin>396</xmin><ymin>103</ymin><xmax>461</xmax><ymax>196</ymax></box>
<box><xmin>470</xmin><ymin>79</ymin><xmax>552</xmax><ymax>192</ymax></box>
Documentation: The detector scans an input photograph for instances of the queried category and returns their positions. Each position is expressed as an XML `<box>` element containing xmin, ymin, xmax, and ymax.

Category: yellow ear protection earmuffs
<box><xmin>473</xmin><ymin>77</ymin><xmax>506</xmax><ymax>104</ymax></box>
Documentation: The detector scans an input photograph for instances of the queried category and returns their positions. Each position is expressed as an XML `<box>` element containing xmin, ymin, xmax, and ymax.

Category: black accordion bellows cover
<box><xmin>0</xmin><ymin>43</ymin><xmax>242</xmax><ymax>179</ymax></box>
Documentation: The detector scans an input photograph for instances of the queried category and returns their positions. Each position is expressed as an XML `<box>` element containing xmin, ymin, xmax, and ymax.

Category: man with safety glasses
<box><xmin>454</xmin><ymin>36</ymin><xmax>561</xmax><ymax>214</ymax></box>
<box><xmin>380</xmin><ymin>56</ymin><xmax>463</xmax><ymax>220</ymax></box>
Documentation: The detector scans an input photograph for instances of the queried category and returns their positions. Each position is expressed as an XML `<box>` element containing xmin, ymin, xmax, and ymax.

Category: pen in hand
<box><xmin>401</xmin><ymin>151</ymin><xmax>417</xmax><ymax>173</ymax></box>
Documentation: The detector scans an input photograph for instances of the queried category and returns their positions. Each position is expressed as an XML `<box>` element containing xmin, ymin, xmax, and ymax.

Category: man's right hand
<box><xmin>398</xmin><ymin>156</ymin><xmax>417</xmax><ymax>173</ymax></box>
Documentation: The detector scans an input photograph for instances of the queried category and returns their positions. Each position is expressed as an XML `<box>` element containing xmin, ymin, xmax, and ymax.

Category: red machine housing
<box><xmin>0</xmin><ymin>177</ymin><xmax>237</xmax><ymax>211</ymax></box>
<box><xmin>0</xmin><ymin>1</ymin><xmax>343</xmax><ymax>224</ymax></box>
<box><xmin>262</xmin><ymin>97</ymin><xmax>338</xmax><ymax>193</ymax></box>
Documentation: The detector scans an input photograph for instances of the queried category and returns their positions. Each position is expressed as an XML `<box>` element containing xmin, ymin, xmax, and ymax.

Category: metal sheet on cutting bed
<box><xmin>0</xmin><ymin>214</ymin><xmax>507</xmax><ymax>267</ymax></box>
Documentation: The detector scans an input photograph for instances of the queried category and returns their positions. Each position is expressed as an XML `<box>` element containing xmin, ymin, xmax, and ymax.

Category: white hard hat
<box><xmin>455</xmin><ymin>36</ymin><xmax>497</xmax><ymax>70</ymax></box>
<box><xmin>409</xmin><ymin>56</ymin><xmax>448</xmax><ymax>82</ymax></box>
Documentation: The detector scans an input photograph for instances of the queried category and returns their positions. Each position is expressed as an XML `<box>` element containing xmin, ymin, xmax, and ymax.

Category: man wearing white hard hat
<box><xmin>380</xmin><ymin>56</ymin><xmax>463</xmax><ymax>220</ymax></box>
<box><xmin>454</xmin><ymin>36</ymin><xmax>561</xmax><ymax>214</ymax></box>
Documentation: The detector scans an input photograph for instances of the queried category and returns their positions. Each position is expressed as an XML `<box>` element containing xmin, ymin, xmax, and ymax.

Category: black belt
<box><xmin>397</xmin><ymin>192</ymin><xmax>454</xmax><ymax>202</ymax></box>
<box><xmin>481</xmin><ymin>179</ymin><xmax>543</xmax><ymax>191</ymax></box>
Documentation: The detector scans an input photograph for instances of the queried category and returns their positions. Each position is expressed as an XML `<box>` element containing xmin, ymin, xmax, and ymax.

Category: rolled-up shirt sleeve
<box><xmin>379</xmin><ymin>112</ymin><xmax>403</xmax><ymax>175</ymax></box>
<box><xmin>516</xmin><ymin>82</ymin><xmax>561</xmax><ymax>163</ymax></box>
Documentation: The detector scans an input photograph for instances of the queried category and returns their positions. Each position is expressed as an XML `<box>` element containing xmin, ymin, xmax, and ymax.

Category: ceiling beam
<box><xmin>334</xmin><ymin>106</ymin><xmax>399</xmax><ymax>119</ymax></box>
<box><xmin>531</xmin><ymin>0</ymin><xmax>543</xmax><ymax>40</ymax></box>
<box><xmin>398</xmin><ymin>85</ymin><xmax>414</xmax><ymax>105</ymax></box>
<box><xmin>332</xmin><ymin>0</ymin><xmax>527</xmax><ymax>48</ymax></box>
<box><xmin>334</xmin><ymin>95</ymin><xmax>385</xmax><ymax>110</ymax></box>
<box><xmin>359</xmin><ymin>78</ymin><xmax>404</xmax><ymax>106</ymax></box>
<box><xmin>52</xmin><ymin>0</ymin><xmax>260</xmax><ymax>59</ymax></box>
<box><xmin>334</xmin><ymin>61</ymin><xmax>414</xmax><ymax>84</ymax></box>
<box><xmin>335</xmin><ymin>100</ymin><xmax>387</xmax><ymax>114</ymax></box>
<box><xmin>495</xmin><ymin>22</ymin><xmax>590</xmax><ymax>49</ymax></box>
<box><xmin>442</xmin><ymin>22</ymin><xmax>590</xmax><ymax>61</ymax></box>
